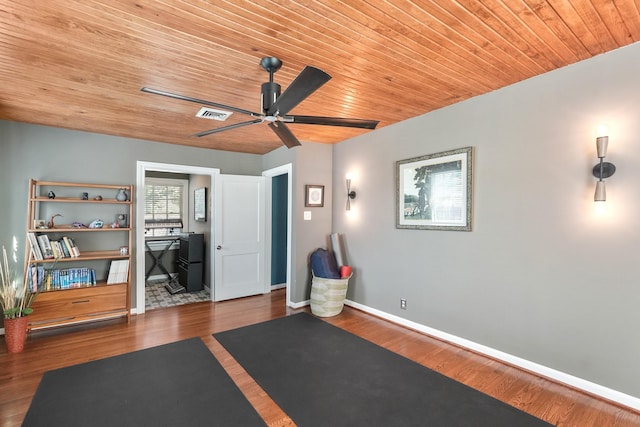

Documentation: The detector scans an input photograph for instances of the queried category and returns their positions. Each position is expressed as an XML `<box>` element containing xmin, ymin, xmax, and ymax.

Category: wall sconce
<box><xmin>592</xmin><ymin>131</ymin><xmax>615</xmax><ymax>204</ymax></box>
<box><xmin>346</xmin><ymin>177</ymin><xmax>356</xmax><ymax>211</ymax></box>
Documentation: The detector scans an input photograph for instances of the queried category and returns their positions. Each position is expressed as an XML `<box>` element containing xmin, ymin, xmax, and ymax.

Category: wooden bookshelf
<box><xmin>25</xmin><ymin>179</ymin><xmax>134</xmax><ymax>331</ymax></box>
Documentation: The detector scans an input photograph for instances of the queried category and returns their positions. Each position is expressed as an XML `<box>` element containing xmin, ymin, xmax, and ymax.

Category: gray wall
<box><xmin>332</xmin><ymin>42</ymin><xmax>640</xmax><ymax>398</ymax></box>
<box><xmin>262</xmin><ymin>143</ymin><xmax>334</xmax><ymax>302</ymax></box>
<box><xmin>0</xmin><ymin>122</ymin><xmax>263</xmax><ymax>307</ymax></box>
<box><xmin>0</xmin><ymin>122</ymin><xmax>332</xmax><ymax>309</ymax></box>
<box><xmin>189</xmin><ymin>174</ymin><xmax>211</xmax><ymax>289</ymax></box>
<box><xmin>292</xmin><ymin>143</ymin><xmax>333</xmax><ymax>301</ymax></box>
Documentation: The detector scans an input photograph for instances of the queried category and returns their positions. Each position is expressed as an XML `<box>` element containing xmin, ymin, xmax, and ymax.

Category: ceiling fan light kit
<box><xmin>141</xmin><ymin>57</ymin><xmax>379</xmax><ymax>149</ymax></box>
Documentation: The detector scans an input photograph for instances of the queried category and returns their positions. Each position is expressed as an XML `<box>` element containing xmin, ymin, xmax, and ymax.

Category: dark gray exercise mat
<box><xmin>23</xmin><ymin>337</ymin><xmax>266</xmax><ymax>426</ymax></box>
<box><xmin>214</xmin><ymin>313</ymin><xmax>553</xmax><ymax>427</ymax></box>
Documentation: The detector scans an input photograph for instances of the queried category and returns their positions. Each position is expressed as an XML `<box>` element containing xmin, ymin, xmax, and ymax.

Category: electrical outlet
<box><xmin>400</xmin><ymin>298</ymin><xmax>407</xmax><ymax>310</ymax></box>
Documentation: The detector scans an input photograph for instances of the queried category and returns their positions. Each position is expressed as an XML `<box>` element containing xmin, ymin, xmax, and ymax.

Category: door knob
<box><xmin>216</xmin><ymin>245</ymin><xmax>222</xmax><ymax>250</ymax></box>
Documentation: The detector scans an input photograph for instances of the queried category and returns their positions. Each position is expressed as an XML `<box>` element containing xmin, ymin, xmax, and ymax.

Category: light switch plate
<box><xmin>304</xmin><ymin>211</ymin><xmax>312</xmax><ymax>220</ymax></box>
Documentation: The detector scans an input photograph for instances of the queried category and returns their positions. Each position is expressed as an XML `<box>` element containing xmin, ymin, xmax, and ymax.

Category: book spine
<box><xmin>59</xmin><ymin>240</ymin><xmax>70</xmax><ymax>258</ymax></box>
<box><xmin>37</xmin><ymin>235</ymin><xmax>54</xmax><ymax>259</ymax></box>
<box><xmin>81</xmin><ymin>267</ymin><xmax>88</xmax><ymax>286</ymax></box>
<box><xmin>70</xmin><ymin>238</ymin><xmax>80</xmax><ymax>257</ymax></box>
<box><xmin>27</xmin><ymin>232</ymin><xmax>44</xmax><ymax>260</ymax></box>
<box><xmin>30</xmin><ymin>265</ymin><xmax>37</xmax><ymax>292</ymax></box>
<box><xmin>37</xmin><ymin>266</ymin><xmax>44</xmax><ymax>291</ymax></box>
<box><xmin>62</xmin><ymin>237</ymin><xmax>75</xmax><ymax>257</ymax></box>
<box><xmin>45</xmin><ymin>269</ymin><xmax>51</xmax><ymax>291</ymax></box>
<box><xmin>51</xmin><ymin>241</ymin><xmax>59</xmax><ymax>259</ymax></box>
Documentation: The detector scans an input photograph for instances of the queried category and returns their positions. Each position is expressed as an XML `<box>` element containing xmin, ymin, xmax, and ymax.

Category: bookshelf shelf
<box><xmin>31</xmin><ymin>197</ymin><xmax>131</xmax><ymax>204</ymax></box>
<box><xmin>28</xmin><ymin>227</ymin><xmax>132</xmax><ymax>233</ymax></box>
<box><xmin>25</xmin><ymin>179</ymin><xmax>133</xmax><ymax>331</ymax></box>
<box><xmin>31</xmin><ymin>250</ymin><xmax>130</xmax><ymax>263</ymax></box>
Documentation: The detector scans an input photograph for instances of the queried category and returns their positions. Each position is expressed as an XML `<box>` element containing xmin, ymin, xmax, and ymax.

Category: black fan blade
<box><xmin>268</xmin><ymin>122</ymin><xmax>301</xmax><ymax>148</ymax></box>
<box><xmin>141</xmin><ymin>87</ymin><xmax>260</xmax><ymax>117</ymax></box>
<box><xmin>287</xmin><ymin>115</ymin><xmax>379</xmax><ymax>129</ymax></box>
<box><xmin>267</xmin><ymin>66</ymin><xmax>331</xmax><ymax>116</ymax></box>
<box><xmin>193</xmin><ymin>119</ymin><xmax>262</xmax><ymax>137</ymax></box>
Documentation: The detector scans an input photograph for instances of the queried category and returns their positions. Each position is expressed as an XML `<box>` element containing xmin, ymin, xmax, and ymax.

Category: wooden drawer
<box><xmin>29</xmin><ymin>284</ymin><xmax>127</xmax><ymax>327</ymax></box>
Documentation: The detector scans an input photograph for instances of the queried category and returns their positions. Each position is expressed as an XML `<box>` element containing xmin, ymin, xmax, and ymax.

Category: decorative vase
<box><xmin>4</xmin><ymin>316</ymin><xmax>29</xmax><ymax>353</ymax></box>
<box><xmin>116</xmin><ymin>188</ymin><xmax>128</xmax><ymax>202</ymax></box>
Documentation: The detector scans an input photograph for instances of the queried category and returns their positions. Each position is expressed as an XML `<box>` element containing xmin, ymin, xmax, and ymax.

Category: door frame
<box><xmin>262</xmin><ymin>163</ymin><xmax>293</xmax><ymax>307</ymax></box>
<box><xmin>135</xmin><ymin>161</ymin><xmax>219</xmax><ymax>314</ymax></box>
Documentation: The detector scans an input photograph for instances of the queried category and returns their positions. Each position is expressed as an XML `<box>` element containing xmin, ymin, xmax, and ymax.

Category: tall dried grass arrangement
<box><xmin>0</xmin><ymin>246</ymin><xmax>36</xmax><ymax>319</ymax></box>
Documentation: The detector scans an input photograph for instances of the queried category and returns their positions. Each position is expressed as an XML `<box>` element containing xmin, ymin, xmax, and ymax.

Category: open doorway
<box><xmin>135</xmin><ymin>161</ymin><xmax>293</xmax><ymax>314</ymax></box>
<box><xmin>270</xmin><ymin>173</ymin><xmax>288</xmax><ymax>289</ymax></box>
<box><xmin>143</xmin><ymin>174</ymin><xmax>211</xmax><ymax>310</ymax></box>
<box><xmin>135</xmin><ymin>162</ymin><xmax>219</xmax><ymax>314</ymax></box>
<box><xmin>263</xmin><ymin>164</ymin><xmax>293</xmax><ymax>306</ymax></box>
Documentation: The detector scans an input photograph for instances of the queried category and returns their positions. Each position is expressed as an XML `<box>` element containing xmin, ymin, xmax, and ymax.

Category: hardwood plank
<box><xmin>522</xmin><ymin>0</ymin><xmax>594</xmax><ymax>60</ymax></box>
<box><xmin>613</xmin><ymin>0</ymin><xmax>640</xmax><ymax>40</ymax></box>
<box><xmin>478</xmin><ymin>0</ymin><xmax>582</xmax><ymax>66</ymax></box>
<box><xmin>2</xmin><ymin>289</ymin><xmax>639</xmax><ymax>426</ymax></box>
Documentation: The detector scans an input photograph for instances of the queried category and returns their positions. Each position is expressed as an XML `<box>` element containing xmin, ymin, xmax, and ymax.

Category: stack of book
<box><xmin>27</xmin><ymin>233</ymin><xmax>80</xmax><ymax>260</ymax></box>
<box><xmin>28</xmin><ymin>265</ymin><xmax>96</xmax><ymax>291</ymax></box>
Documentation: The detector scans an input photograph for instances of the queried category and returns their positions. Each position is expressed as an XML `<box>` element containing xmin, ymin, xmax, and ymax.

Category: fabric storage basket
<box><xmin>310</xmin><ymin>274</ymin><xmax>351</xmax><ymax>317</ymax></box>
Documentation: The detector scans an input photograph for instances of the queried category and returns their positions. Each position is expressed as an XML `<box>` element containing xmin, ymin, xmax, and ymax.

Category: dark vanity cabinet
<box><xmin>177</xmin><ymin>233</ymin><xmax>204</xmax><ymax>292</ymax></box>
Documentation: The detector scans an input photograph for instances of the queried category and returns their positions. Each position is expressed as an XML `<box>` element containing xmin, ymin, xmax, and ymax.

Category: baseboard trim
<box><xmin>289</xmin><ymin>299</ymin><xmax>310</xmax><ymax>309</ymax></box>
<box><xmin>343</xmin><ymin>299</ymin><xmax>640</xmax><ymax>412</ymax></box>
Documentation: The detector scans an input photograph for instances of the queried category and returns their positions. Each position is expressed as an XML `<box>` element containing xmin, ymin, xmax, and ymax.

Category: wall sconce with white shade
<box><xmin>592</xmin><ymin>128</ymin><xmax>615</xmax><ymax>205</ymax></box>
<box><xmin>346</xmin><ymin>176</ymin><xmax>356</xmax><ymax>211</ymax></box>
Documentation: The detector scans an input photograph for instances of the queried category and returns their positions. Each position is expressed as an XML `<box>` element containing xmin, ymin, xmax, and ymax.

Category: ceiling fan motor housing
<box><xmin>261</xmin><ymin>82</ymin><xmax>281</xmax><ymax>113</ymax></box>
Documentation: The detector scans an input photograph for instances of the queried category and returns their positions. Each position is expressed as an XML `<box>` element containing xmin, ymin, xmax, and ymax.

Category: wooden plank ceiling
<box><xmin>1</xmin><ymin>1</ymin><xmax>639</xmax><ymax>154</ymax></box>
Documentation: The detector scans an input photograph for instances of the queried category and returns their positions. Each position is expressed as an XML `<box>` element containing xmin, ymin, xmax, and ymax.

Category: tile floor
<box><xmin>145</xmin><ymin>280</ymin><xmax>210</xmax><ymax>310</ymax></box>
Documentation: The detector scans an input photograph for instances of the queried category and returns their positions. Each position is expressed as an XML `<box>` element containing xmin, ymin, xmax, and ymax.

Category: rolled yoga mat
<box><xmin>330</xmin><ymin>232</ymin><xmax>347</xmax><ymax>267</ymax></box>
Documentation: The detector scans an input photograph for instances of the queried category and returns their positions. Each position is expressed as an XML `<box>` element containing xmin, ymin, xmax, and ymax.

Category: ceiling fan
<box><xmin>141</xmin><ymin>57</ymin><xmax>379</xmax><ymax>148</ymax></box>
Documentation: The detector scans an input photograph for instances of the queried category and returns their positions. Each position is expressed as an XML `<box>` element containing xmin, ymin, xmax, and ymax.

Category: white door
<box><xmin>213</xmin><ymin>174</ymin><xmax>268</xmax><ymax>301</ymax></box>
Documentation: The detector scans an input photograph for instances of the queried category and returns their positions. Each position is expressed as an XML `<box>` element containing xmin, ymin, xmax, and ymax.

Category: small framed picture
<box><xmin>34</xmin><ymin>219</ymin><xmax>46</xmax><ymax>229</ymax></box>
<box><xmin>305</xmin><ymin>185</ymin><xmax>324</xmax><ymax>207</ymax></box>
<box><xmin>194</xmin><ymin>187</ymin><xmax>207</xmax><ymax>222</ymax></box>
<box><xmin>116</xmin><ymin>213</ymin><xmax>128</xmax><ymax>228</ymax></box>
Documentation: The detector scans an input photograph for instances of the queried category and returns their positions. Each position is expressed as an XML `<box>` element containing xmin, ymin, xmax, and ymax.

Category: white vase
<box><xmin>116</xmin><ymin>188</ymin><xmax>128</xmax><ymax>201</ymax></box>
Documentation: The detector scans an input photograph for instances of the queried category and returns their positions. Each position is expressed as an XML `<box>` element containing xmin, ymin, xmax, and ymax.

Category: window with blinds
<box><xmin>144</xmin><ymin>178</ymin><xmax>187</xmax><ymax>236</ymax></box>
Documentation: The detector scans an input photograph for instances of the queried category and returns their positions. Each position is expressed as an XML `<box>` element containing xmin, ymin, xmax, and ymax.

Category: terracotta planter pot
<box><xmin>4</xmin><ymin>316</ymin><xmax>29</xmax><ymax>353</ymax></box>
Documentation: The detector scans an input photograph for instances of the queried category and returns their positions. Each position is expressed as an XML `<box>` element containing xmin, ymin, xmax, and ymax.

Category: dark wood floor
<box><xmin>1</xmin><ymin>289</ymin><xmax>639</xmax><ymax>426</ymax></box>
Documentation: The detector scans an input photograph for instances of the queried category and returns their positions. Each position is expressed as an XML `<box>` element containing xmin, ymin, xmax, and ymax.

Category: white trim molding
<box><xmin>135</xmin><ymin>161</ymin><xmax>220</xmax><ymax>314</ymax></box>
<box><xmin>344</xmin><ymin>299</ymin><xmax>640</xmax><ymax>412</ymax></box>
<box><xmin>289</xmin><ymin>299</ymin><xmax>310</xmax><ymax>309</ymax></box>
<box><xmin>262</xmin><ymin>163</ymin><xmax>293</xmax><ymax>307</ymax></box>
